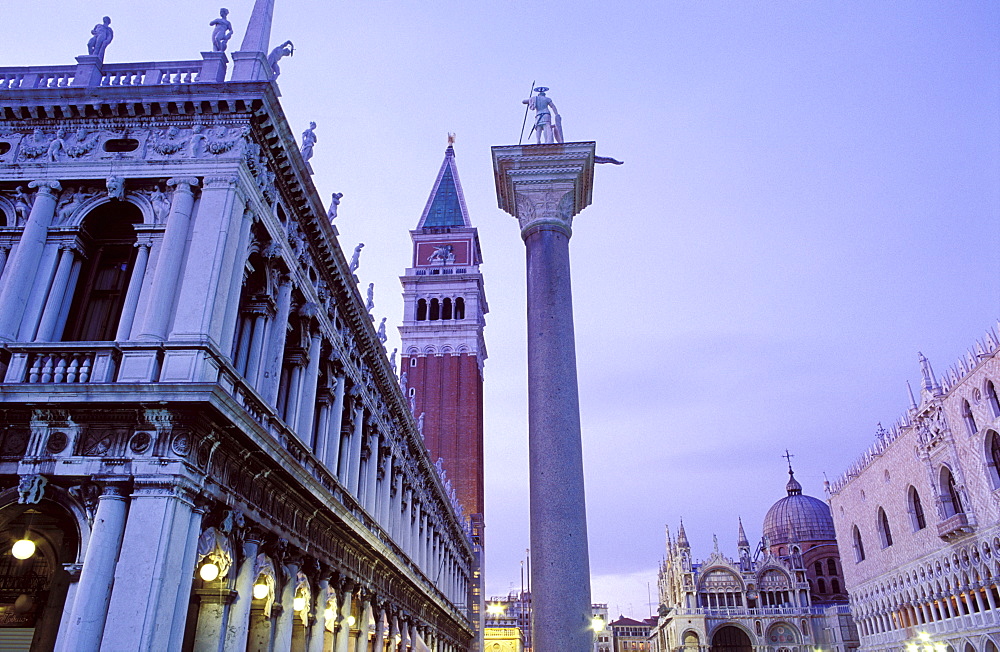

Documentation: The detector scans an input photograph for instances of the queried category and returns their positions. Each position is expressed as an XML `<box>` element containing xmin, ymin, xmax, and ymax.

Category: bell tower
<box><xmin>399</xmin><ymin>138</ymin><xmax>487</xmax><ymax>639</ymax></box>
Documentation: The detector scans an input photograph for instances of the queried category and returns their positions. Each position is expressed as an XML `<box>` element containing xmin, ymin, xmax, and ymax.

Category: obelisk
<box><xmin>492</xmin><ymin>139</ymin><xmax>596</xmax><ymax>651</ymax></box>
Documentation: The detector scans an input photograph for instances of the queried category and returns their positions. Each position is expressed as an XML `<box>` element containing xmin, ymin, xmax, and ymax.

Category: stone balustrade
<box><xmin>0</xmin><ymin>66</ymin><xmax>76</xmax><ymax>89</ymax></box>
<box><xmin>2</xmin><ymin>343</ymin><xmax>119</xmax><ymax>384</ymax></box>
<box><xmin>0</xmin><ymin>59</ymin><xmax>203</xmax><ymax>90</ymax></box>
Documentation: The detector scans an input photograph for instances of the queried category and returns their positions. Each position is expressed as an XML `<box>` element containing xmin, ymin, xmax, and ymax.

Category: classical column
<box><xmin>371</xmin><ymin>602</ymin><xmax>386</xmax><ymax>652</ymax></box>
<box><xmin>166</xmin><ymin>499</ymin><xmax>210</xmax><ymax>652</ymax></box>
<box><xmin>0</xmin><ymin>246</ymin><xmax>8</xmax><ymax>277</ymax></box>
<box><xmin>347</xmin><ymin>401</ymin><xmax>365</xmax><ymax>496</ymax></box>
<box><xmin>243</xmin><ymin>307</ymin><xmax>270</xmax><ymax>384</ymax></box>
<box><xmin>326</xmin><ymin>372</ymin><xmax>346</xmax><ymax>471</ymax></box>
<box><xmin>409</xmin><ymin>501</ymin><xmax>421</xmax><ymax>564</ymax></box>
<box><xmin>114</xmin><ymin>241</ymin><xmax>151</xmax><ymax>341</ymax></box>
<box><xmin>363</xmin><ymin>428</ymin><xmax>380</xmax><ymax>514</ymax></box>
<box><xmin>0</xmin><ymin>180</ymin><xmax>61</xmax><ymax>341</ymax></box>
<box><xmin>259</xmin><ymin>273</ymin><xmax>293</xmax><ymax>404</ymax></box>
<box><xmin>136</xmin><ymin>177</ymin><xmax>200</xmax><ymax>341</ymax></box>
<box><xmin>219</xmin><ymin>206</ymin><xmax>256</xmax><ymax>355</ymax></box>
<box><xmin>492</xmin><ymin>142</ymin><xmax>596</xmax><ymax>651</ymax></box>
<box><xmin>377</xmin><ymin>452</ymin><xmax>393</xmax><ymax>527</ymax></box>
<box><xmin>274</xmin><ymin>558</ymin><xmax>303</xmax><ymax>652</ymax></box>
<box><xmin>297</xmin><ymin>329</ymin><xmax>323</xmax><ymax>439</ymax></box>
<box><xmin>101</xmin><ymin>479</ymin><xmax>198</xmax><ymax>650</ymax></box>
<box><xmin>400</xmin><ymin>488</ymin><xmax>413</xmax><ymax>555</ymax></box>
<box><xmin>389</xmin><ymin>468</ymin><xmax>403</xmax><ymax>540</ymax></box>
<box><xmin>56</xmin><ymin>483</ymin><xmax>128</xmax><ymax>652</ymax></box>
<box><xmin>307</xmin><ymin>577</ymin><xmax>330</xmax><ymax>652</ymax></box>
<box><xmin>34</xmin><ymin>245</ymin><xmax>77</xmax><ymax>341</ymax></box>
<box><xmin>334</xmin><ymin>580</ymin><xmax>355</xmax><ymax>652</ymax></box>
<box><xmin>223</xmin><ymin>530</ymin><xmax>265</xmax><ymax>652</ymax></box>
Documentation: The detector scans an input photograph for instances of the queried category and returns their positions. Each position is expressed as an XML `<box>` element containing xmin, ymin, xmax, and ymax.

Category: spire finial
<box><xmin>737</xmin><ymin>517</ymin><xmax>749</xmax><ymax>548</ymax></box>
<box><xmin>448</xmin><ymin>132</ymin><xmax>456</xmax><ymax>146</ymax></box>
<box><xmin>782</xmin><ymin>449</ymin><xmax>794</xmax><ymax>474</ymax></box>
<box><xmin>783</xmin><ymin>450</ymin><xmax>802</xmax><ymax>496</ymax></box>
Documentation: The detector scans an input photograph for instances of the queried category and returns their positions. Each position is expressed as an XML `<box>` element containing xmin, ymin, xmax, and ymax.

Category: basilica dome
<box><xmin>762</xmin><ymin>470</ymin><xmax>836</xmax><ymax>545</ymax></box>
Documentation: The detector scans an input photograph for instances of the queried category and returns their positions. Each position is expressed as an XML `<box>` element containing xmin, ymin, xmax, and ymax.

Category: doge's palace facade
<box><xmin>0</xmin><ymin>1</ymin><xmax>474</xmax><ymax>650</ymax></box>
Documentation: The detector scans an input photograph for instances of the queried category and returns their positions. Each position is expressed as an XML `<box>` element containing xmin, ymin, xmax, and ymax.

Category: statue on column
<box><xmin>87</xmin><ymin>16</ymin><xmax>114</xmax><ymax>60</ymax></box>
<box><xmin>267</xmin><ymin>40</ymin><xmax>294</xmax><ymax>80</ymax></box>
<box><xmin>210</xmin><ymin>8</ymin><xmax>234</xmax><ymax>52</ymax></box>
<box><xmin>300</xmin><ymin>122</ymin><xmax>317</xmax><ymax>162</ymax></box>
<box><xmin>523</xmin><ymin>87</ymin><xmax>563</xmax><ymax>144</ymax></box>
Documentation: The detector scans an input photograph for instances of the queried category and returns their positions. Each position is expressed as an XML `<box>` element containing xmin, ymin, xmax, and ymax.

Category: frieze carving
<box><xmin>17</xmin><ymin>474</ymin><xmax>47</xmax><ymax>504</ymax></box>
<box><xmin>513</xmin><ymin>187</ymin><xmax>575</xmax><ymax>235</ymax></box>
<box><xmin>45</xmin><ymin>431</ymin><xmax>69</xmax><ymax>454</ymax></box>
<box><xmin>129</xmin><ymin>431</ymin><xmax>153</xmax><ymax>454</ymax></box>
<box><xmin>68</xmin><ymin>482</ymin><xmax>101</xmax><ymax>524</ymax></box>
<box><xmin>55</xmin><ymin>186</ymin><xmax>99</xmax><ymax>224</ymax></box>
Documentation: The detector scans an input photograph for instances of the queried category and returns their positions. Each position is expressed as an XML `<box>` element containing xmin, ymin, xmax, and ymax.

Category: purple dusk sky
<box><xmin>4</xmin><ymin>1</ymin><xmax>999</xmax><ymax>617</ymax></box>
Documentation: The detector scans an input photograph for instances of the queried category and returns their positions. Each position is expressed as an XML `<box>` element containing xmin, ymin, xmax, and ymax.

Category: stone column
<box><xmin>243</xmin><ymin>307</ymin><xmax>270</xmax><ymax>383</ymax></box>
<box><xmin>389</xmin><ymin>468</ymin><xmax>403</xmax><ymax>540</ymax></box>
<box><xmin>223</xmin><ymin>529</ymin><xmax>265</xmax><ymax>652</ymax></box>
<box><xmin>347</xmin><ymin>401</ymin><xmax>365</xmax><ymax>496</ymax></box>
<box><xmin>34</xmin><ymin>245</ymin><xmax>77</xmax><ymax>341</ymax></box>
<box><xmin>0</xmin><ymin>246</ymin><xmax>8</xmax><ymax>278</ymax></box>
<box><xmin>0</xmin><ymin>180</ymin><xmax>61</xmax><ymax>341</ymax></box>
<box><xmin>136</xmin><ymin>177</ymin><xmax>200</xmax><ymax>341</ymax></box>
<box><xmin>101</xmin><ymin>478</ymin><xmax>198</xmax><ymax>650</ymax></box>
<box><xmin>307</xmin><ymin>577</ymin><xmax>330</xmax><ymax>652</ymax></box>
<box><xmin>274</xmin><ymin>558</ymin><xmax>303</xmax><ymax>652</ymax></box>
<box><xmin>326</xmin><ymin>373</ymin><xmax>346</xmax><ymax>471</ymax></box>
<box><xmin>377</xmin><ymin>453</ymin><xmax>393</xmax><ymax>528</ymax></box>
<box><xmin>167</xmin><ymin>499</ymin><xmax>210</xmax><ymax>652</ymax></box>
<box><xmin>371</xmin><ymin>602</ymin><xmax>386</xmax><ymax>652</ymax></box>
<box><xmin>114</xmin><ymin>241</ymin><xmax>151</xmax><ymax>341</ymax></box>
<box><xmin>297</xmin><ymin>329</ymin><xmax>323</xmax><ymax>439</ymax></box>
<box><xmin>387</xmin><ymin>614</ymin><xmax>399</xmax><ymax>652</ymax></box>
<box><xmin>492</xmin><ymin>142</ymin><xmax>597</xmax><ymax>651</ymax></box>
<box><xmin>363</xmin><ymin>429</ymin><xmax>380</xmax><ymax>514</ymax></box>
<box><xmin>335</xmin><ymin>580</ymin><xmax>355</xmax><ymax>652</ymax></box>
<box><xmin>56</xmin><ymin>483</ymin><xmax>128</xmax><ymax>652</ymax></box>
<box><xmin>260</xmin><ymin>273</ymin><xmax>293</xmax><ymax>404</ymax></box>
<box><xmin>219</xmin><ymin>207</ymin><xmax>256</xmax><ymax>355</ymax></box>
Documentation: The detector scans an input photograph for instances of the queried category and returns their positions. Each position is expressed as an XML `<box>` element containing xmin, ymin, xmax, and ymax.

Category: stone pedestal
<box><xmin>72</xmin><ymin>55</ymin><xmax>103</xmax><ymax>87</ymax></box>
<box><xmin>200</xmin><ymin>51</ymin><xmax>229</xmax><ymax>83</ymax></box>
<box><xmin>492</xmin><ymin>141</ymin><xmax>596</xmax><ymax>652</ymax></box>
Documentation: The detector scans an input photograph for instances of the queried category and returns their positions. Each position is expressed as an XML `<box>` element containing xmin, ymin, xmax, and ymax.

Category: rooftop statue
<box><xmin>210</xmin><ymin>8</ymin><xmax>234</xmax><ymax>52</ymax></box>
<box><xmin>377</xmin><ymin>317</ymin><xmax>387</xmax><ymax>344</ymax></box>
<box><xmin>366</xmin><ymin>283</ymin><xmax>375</xmax><ymax>312</ymax></box>
<box><xmin>300</xmin><ymin>122</ymin><xmax>317</xmax><ymax>162</ymax></box>
<box><xmin>389</xmin><ymin>348</ymin><xmax>397</xmax><ymax>374</ymax></box>
<box><xmin>327</xmin><ymin>192</ymin><xmax>343</xmax><ymax>222</ymax></box>
<box><xmin>523</xmin><ymin>87</ymin><xmax>563</xmax><ymax>144</ymax></box>
<box><xmin>88</xmin><ymin>16</ymin><xmax>114</xmax><ymax>61</ymax></box>
<box><xmin>349</xmin><ymin>243</ymin><xmax>364</xmax><ymax>273</ymax></box>
<box><xmin>267</xmin><ymin>40</ymin><xmax>294</xmax><ymax>80</ymax></box>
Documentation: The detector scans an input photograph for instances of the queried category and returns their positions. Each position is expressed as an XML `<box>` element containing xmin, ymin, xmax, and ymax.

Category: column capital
<box><xmin>167</xmin><ymin>177</ymin><xmax>201</xmax><ymax>194</ymax></box>
<box><xmin>203</xmin><ymin>175</ymin><xmax>240</xmax><ymax>189</ymax></box>
<box><xmin>28</xmin><ymin>179</ymin><xmax>62</xmax><ymax>196</ymax></box>
<box><xmin>491</xmin><ymin>142</ymin><xmax>595</xmax><ymax>238</ymax></box>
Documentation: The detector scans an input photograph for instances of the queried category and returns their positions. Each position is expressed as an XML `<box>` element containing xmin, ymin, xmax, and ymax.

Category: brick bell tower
<box><xmin>399</xmin><ymin>137</ymin><xmax>487</xmax><ymax>639</ymax></box>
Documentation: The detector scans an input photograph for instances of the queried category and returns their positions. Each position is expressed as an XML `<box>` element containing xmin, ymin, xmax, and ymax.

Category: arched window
<box><xmin>429</xmin><ymin>298</ymin><xmax>440</xmax><ymax>320</ymax></box>
<box><xmin>454</xmin><ymin>297</ymin><xmax>465</xmax><ymax>319</ymax></box>
<box><xmin>852</xmin><ymin>525</ymin><xmax>866</xmax><ymax>562</ymax></box>
<box><xmin>818</xmin><ymin>577</ymin><xmax>826</xmax><ymax>593</ymax></box>
<box><xmin>63</xmin><ymin>202</ymin><xmax>142</xmax><ymax>341</ymax></box>
<box><xmin>940</xmin><ymin>466</ymin><xmax>964</xmax><ymax>517</ymax></box>
<box><xmin>416</xmin><ymin>299</ymin><xmax>427</xmax><ymax>321</ymax></box>
<box><xmin>831</xmin><ymin>578</ymin><xmax>840</xmax><ymax>594</ymax></box>
<box><xmin>442</xmin><ymin>298</ymin><xmax>452</xmax><ymax>320</ymax></box>
<box><xmin>988</xmin><ymin>431</ymin><xmax>1000</xmax><ymax>489</ymax></box>
<box><xmin>908</xmin><ymin>485</ymin><xmax>927</xmax><ymax>531</ymax></box>
<box><xmin>877</xmin><ymin>508</ymin><xmax>893</xmax><ymax>548</ymax></box>
<box><xmin>988</xmin><ymin>381</ymin><xmax>1000</xmax><ymax>418</ymax></box>
<box><xmin>827</xmin><ymin>559</ymin><xmax>837</xmax><ymax>576</ymax></box>
<box><xmin>814</xmin><ymin>561</ymin><xmax>823</xmax><ymax>576</ymax></box>
<box><xmin>963</xmin><ymin>399</ymin><xmax>979</xmax><ymax>435</ymax></box>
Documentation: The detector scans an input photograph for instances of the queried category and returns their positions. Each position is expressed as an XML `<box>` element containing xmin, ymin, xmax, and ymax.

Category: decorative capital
<box><xmin>28</xmin><ymin>179</ymin><xmax>62</xmax><ymax>197</ymax></box>
<box><xmin>491</xmin><ymin>142</ymin><xmax>596</xmax><ymax>239</ymax></box>
<box><xmin>167</xmin><ymin>177</ymin><xmax>201</xmax><ymax>195</ymax></box>
<box><xmin>203</xmin><ymin>175</ymin><xmax>239</xmax><ymax>189</ymax></box>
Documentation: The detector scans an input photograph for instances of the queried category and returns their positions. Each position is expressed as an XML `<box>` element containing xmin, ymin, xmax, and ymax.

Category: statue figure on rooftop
<box><xmin>267</xmin><ymin>40</ymin><xmax>294</xmax><ymax>80</ymax></box>
<box><xmin>300</xmin><ymin>122</ymin><xmax>317</xmax><ymax>162</ymax></box>
<box><xmin>377</xmin><ymin>317</ymin><xmax>387</xmax><ymax>343</ymax></box>
<box><xmin>522</xmin><ymin>87</ymin><xmax>563</xmax><ymax>144</ymax></box>
<box><xmin>88</xmin><ymin>17</ymin><xmax>114</xmax><ymax>61</ymax></box>
<box><xmin>210</xmin><ymin>8</ymin><xmax>234</xmax><ymax>52</ymax></box>
<box><xmin>389</xmin><ymin>348</ymin><xmax>397</xmax><ymax>374</ymax></box>
<box><xmin>366</xmin><ymin>283</ymin><xmax>375</xmax><ymax>312</ymax></box>
<box><xmin>349</xmin><ymin>243</ymin><xmax>364</xmax><ymax>273</ymax></box>
<box><xmin>327</xmin><ymin>192</ymin><xmax>343</xmax><ymax>222</ymax></box>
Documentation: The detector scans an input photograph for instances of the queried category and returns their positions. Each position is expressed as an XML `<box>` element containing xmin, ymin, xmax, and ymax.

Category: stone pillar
<box><xmin>137</xmin><ymin>177</ymin><xmax>200</xmax><ymax>341</ymax></box>
<box><xmin>34</xmin><ymin>245</ymin><xmax>77</xmax><ymax>341</ymax></box>
<box><xmin>377</xmin><ymin>453</ymin><xmax>393</xmax><ymax>528</ymax></box>
<box><xmin>371</xmin><ymin>603</ymin><xmax>386</xmax><ymax>652</ymax></box>
<box><xmin>101</xmin><ymin>479</ymin><xmax>198</xmax><ymax>650</ymax></box>
<box><xmin>387</xmin><ymin>614</ymin><xmax>399</xmax><ymax>652</ymax></box>
<box><xmin>389</xmin><ymin>468</ymin><xmax>403</xmax><ymax>540</ymax></box>
<box><xmin>0</xmin><ymin>180</ymin><xmax>61</xmax><ymax>341</ymax></box>
<box><xmin>274</xmin><ymin>559</ymin><xmax>303</xmax><ymax>652</ymax></box>
<box><xmin>223</xmin><ymin>530</ymin><xmax>265</xmax><ymax>652</ymax></box>
<box><xmin>56</xmin><ymin>483</ymin><xmax>128</xmax><ymax>652</ymax></box>
<box><xmin>307</xmin><ymin>577</ymin><xmax>330</xmax><ymax>652</ymax></box>
<box><xmin>114</xmin><ymin>241</ymin><xmax>151</xmax><ymax>341</ymax></box>
<box><xmin>492</xmin><ymin>142</ymin><xmax>597</xmax><ymax>651</ymax></box>
<box><xmin>400</xmin><ymin>488</ymin><xmax>413</xmax><ymax>555</ymax></box>
<box><xmin>326</xmin><ymin>373</ymin><xmax>346</xmax><ymax>471</ymax></box>
<box><xmin>363</xmin><ymin>429</ymin><xmax>380</xmax><ymax>514</ymax></box>
<box><xmin>167</xmin><ymin>499</ymin><xmax>210</xmax><ymax>652</ymax></box>
<box><xmin>260</xmin><ymin>274</ymin><xmax>293</xmax><ymax>404</ymax></box>
<box><xmin>297</xmin><ymin>330</ymin><xmax>323</xmax><ymax>439</ymax></box>
<box><xmin>244</xmin><ymin>308</ymin><xmax>270</xmax><ymax>384</ymax></box>
<box><xmin>0</xmin><ymin>246</ymin><xmax>8</xmax><ymax>278</ymax></box>
<box><xmin>335</xmin><ymin>581</ymin><xmax>355</xmax><ymax>652</ymax></box>
<box><xmin>219</xmin><ymin>207</ymin><xmax>256</xmax><ymax>355</ymax></box>
<box><xmin>347</xmin><ymin>402</ymin><xmax>365</xmax><ymax>496</ymax></box>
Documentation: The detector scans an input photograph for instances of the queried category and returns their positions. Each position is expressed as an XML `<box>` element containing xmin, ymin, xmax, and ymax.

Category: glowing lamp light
<box><xmin>199</xmin><ymin>562</ymin><xmax>220</xmax><ymax>582</ymax></box>
<box><xmin>325</xmin><ymin>607</ymin><xmax>335</xmax><ymax>621</ymax></box>
<box><xmin>486</xmin><ymin>603</ymin><xmax>505</xmax><ymax>616</ymax></box>
<box><xmin>591</xmin><ymin>617</ymin><xmax>605</xmax><ymax>632</ymax></box>
<box><xmin>918</xmin><ymin>633</ymin><xmax>932</xmax><ymax>643</ymax></box>
<box><xmin>11</xmin><ymin>538</ymin><xmax>35</xmax><ymax>560</ymax></box>
<box><xmin>253</xmin><ymin>582</ymin><xmax>269</xmax><ymax>600</ymax></box>
<box><xmin>293</xmin><ymin>596</ymin><xmax>306</xmax><ymax>612</ymax></box>
<box><xmin>347</xmin><ymin>615</ymin><xmax>356</xmax><ymax>627</ymax></box>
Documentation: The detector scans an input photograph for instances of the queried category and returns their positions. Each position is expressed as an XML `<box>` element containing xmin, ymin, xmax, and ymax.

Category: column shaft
<box><xmin>297</xmin><ymin>332</ymin><xmax>323</xmax><ymax>438</ymax></box>
<box><xmin>326</xmin><ymin>375</ymin><xmax>346</xmax><ymax>472</ymax></box>
<box><xmin>347</xmin><ymin>405</ymin><xmax>365</xmax><ymax>496</ymax></box>
<box><xmin>260</xmin><ymin>276</ymin><xmax>293</xmax><ymax>404</ymax></box>
<box><xmin>35</xmin><ymin>246</ymin><xmax>77</xmax><ymax>341</ymax></box>
<box><xmin>114</xmin><ymin>242</ymin><xmax>151</xmax><ymax>341</ymax></box>
<box><xmin>223</xmin><ymin>537</ymin><xmax>263</xmax><ymax>652</ymax></box>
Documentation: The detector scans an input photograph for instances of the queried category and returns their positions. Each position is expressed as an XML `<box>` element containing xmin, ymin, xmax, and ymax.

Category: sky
<box><xmin>4</xmin><ymin>0</ymin><xmax>1000</xmax><ymax>619</ymax></box>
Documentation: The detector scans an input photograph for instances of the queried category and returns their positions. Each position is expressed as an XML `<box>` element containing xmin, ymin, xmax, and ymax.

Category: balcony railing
<box><xmin>0</xmin><ymin>60</ymin><xmax>203</xmax><ymax>90</ymax></box>
<box><xmin>937</xmin><ymin>512</ymin><xmax>974</xmax><ymax>539</ymax></box>
<box><xmin>2</xmin><ymin>343</ymin><xmax>119</xmax><ymax>384</ymax></box>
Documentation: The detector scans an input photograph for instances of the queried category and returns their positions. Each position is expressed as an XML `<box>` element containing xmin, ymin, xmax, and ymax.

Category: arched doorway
<box><xmin>711</xmin><ymin>625</ymin><xmax>752</xmax><ymax>652</ymax></box>
<box><xmin>0</xmin><ymin>497</ymin><xmax>80</xmax><ymax>651</ymax></box>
